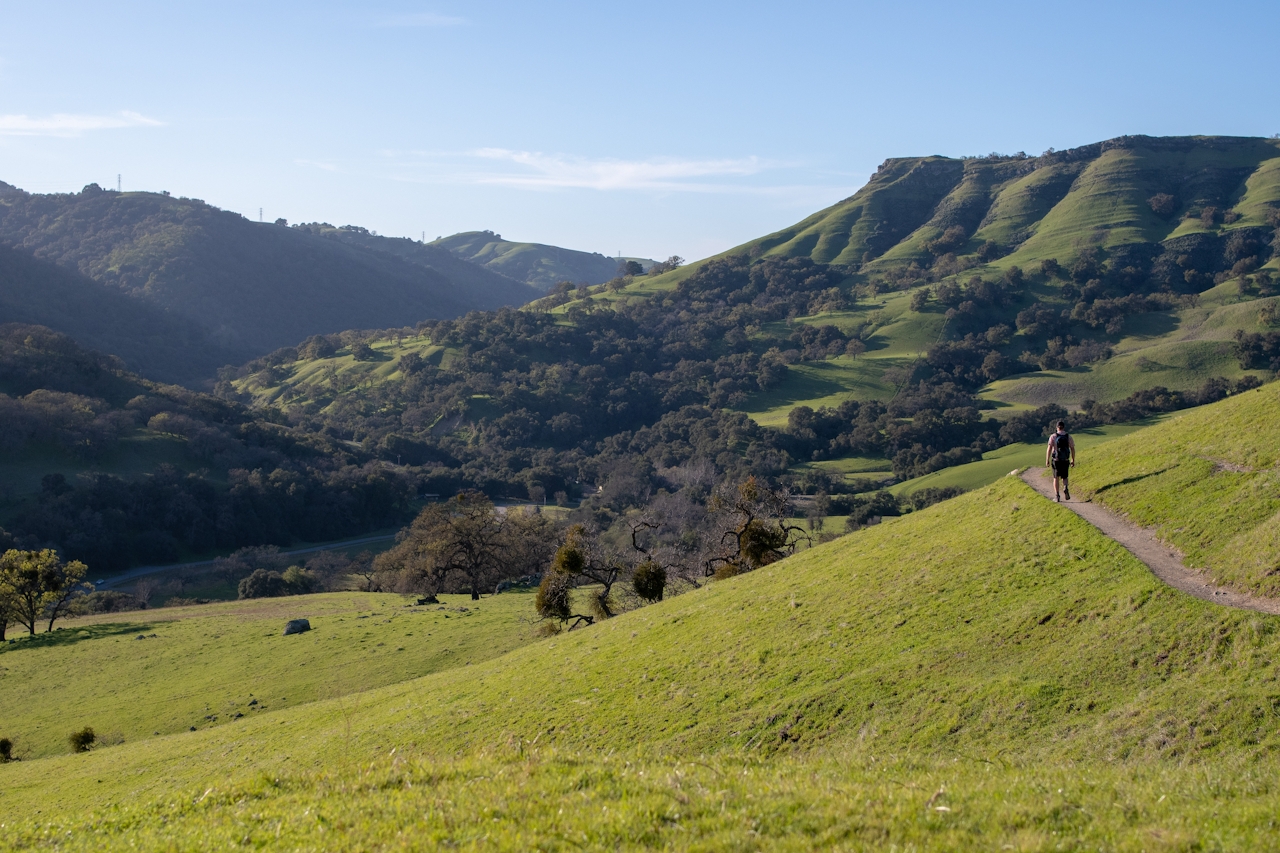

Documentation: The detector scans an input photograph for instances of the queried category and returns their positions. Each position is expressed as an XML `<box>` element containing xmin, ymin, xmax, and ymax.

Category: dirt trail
<box><xmin>1019</xmin><ymin>467</ymin><xmax>1280</xmax><ymax>616</ymax></box>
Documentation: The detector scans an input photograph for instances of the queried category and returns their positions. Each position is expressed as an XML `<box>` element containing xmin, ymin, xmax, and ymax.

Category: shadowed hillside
<box><xmin>0</xmin><ymin>183</ymin><xmax>541</xmax><ymax>366</ymax></box>
<box><xmin>0</xmin><ymin>243</ymin><xmax>244</xmax><ymax>385</ymax></box>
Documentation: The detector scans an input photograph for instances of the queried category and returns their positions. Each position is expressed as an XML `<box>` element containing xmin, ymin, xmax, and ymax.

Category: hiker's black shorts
<box><xmin>1053</xmin><ymin>459</ymin><xmax>1071</xmax><ymax>478</ymax></box>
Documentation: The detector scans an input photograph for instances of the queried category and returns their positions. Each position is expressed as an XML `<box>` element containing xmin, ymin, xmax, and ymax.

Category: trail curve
<box><xmin>1019</xmin><ymin>467</ymin><xmax>1280</xmax><ymax>616</ymax></box>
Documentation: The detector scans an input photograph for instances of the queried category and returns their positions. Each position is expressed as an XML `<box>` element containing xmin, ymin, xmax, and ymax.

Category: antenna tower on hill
<box><xmin>259</xmin><ymin>208</ymin><xmax>263</xmax><ymax>222</ymax></box>
<box><xmin>117</xmin><ymin>174</ymin><xmax>121</xmax><ymax>192</ymax></box>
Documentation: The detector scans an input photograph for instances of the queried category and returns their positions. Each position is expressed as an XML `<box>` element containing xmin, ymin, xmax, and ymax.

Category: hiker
<box><xmin>1045</xmin><ymin>420</ymin><xmax>1075</xmax><ymax>502</ymax></box>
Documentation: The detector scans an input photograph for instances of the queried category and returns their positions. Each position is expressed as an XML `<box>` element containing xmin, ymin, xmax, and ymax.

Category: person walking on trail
<box><xmin>1046</xmin><ymin>420</ymin><xmax>1076</xmax><ymax>502</ymax></box>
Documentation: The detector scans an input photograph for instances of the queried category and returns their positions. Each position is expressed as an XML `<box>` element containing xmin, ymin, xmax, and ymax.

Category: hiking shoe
<box><xmin>1054</xmin><ymin>493</ymin><xmax>1061</xmax><ymax>502</ymax></box>
<box><xmin>1063</xmin><ymin>488</ymin><xmax>1071</xmax><ymax>501</ymax></box>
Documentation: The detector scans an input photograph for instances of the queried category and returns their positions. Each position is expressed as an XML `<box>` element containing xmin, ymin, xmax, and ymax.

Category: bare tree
<box><xmin>133</xmin><ymin>578</ymin><xmax>157</xmax><ymax>608</ymax></box>
<box><xmin>375</xmin><ymin>491</ymin><xmax>503</xmax><ymax>600</ymax></box>
<box><xmin>703</xmin><ymin>477</ymin><xmax>808</xmax><ymax>579</ymax></box>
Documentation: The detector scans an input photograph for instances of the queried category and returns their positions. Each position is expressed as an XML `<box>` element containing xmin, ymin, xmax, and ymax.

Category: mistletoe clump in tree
<box><xmin>703</xmin><ymin>477</ymin><xmax>808</xmax><ymax>579</ymax></box>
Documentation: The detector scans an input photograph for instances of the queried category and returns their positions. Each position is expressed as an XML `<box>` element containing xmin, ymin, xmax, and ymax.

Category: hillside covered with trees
<box><xmin>0</xmin><ymin>182</ymin><xmax>540</xmax><ymax>379</ymax></box>
<box><xmin>0</xmin><ymin>325</ymin><xmax>413</xmax><ymax>572</ymax></box>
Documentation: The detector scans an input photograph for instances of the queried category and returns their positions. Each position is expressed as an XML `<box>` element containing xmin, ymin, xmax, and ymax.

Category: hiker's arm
<box><xmin>1045</xmin><ymin>438</ymin><xmax>1053</xmax><ymax>466</ymax></box>
<box><xmin>1070</xmin><ymin>436</ymin><xmax>1076</xmax><ymax>466</ymax></box>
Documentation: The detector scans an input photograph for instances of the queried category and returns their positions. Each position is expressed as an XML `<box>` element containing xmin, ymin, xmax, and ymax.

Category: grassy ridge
<box><xmin>5</xmin><ymin>387</ymin><xmax>1280</xmax><ymax>849</ymax></box>
<box><xmin>1073</xmin><ymin>380</ymin><xmax>1280</xmax><ymax>597</ymax></box>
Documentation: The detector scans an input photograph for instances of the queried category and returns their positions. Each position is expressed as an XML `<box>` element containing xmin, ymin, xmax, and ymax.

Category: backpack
<box><xmin>1051</xmin><ymin>432</ymin><xmax>1070</xmax><ymax>462</ymax></box>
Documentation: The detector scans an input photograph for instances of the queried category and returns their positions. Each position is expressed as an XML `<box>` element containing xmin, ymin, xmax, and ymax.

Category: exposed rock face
<box><xmin>283</xmin><ymin>619</ymin><xmax>311</xmax><ymax>636</ymax></box>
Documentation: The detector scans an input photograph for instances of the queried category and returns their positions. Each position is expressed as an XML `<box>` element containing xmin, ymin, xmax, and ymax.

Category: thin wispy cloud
<box><xmin>467</xmin><ymin>149</ymin><xmax>768</xmax><ymax>191</ymax></box>
<box><xmin>0</xmin><ymin>111</ymin><xmax>163</xmax><ymax>137</ymax></box>
<box><xmin>374</xmin><ymin>148</ymin><xmax>851</xmax><ymax>207</ymax></box>
<box><xmin>374</xmin><ymin>12</ymin><xmax>466</xmax><ymax>27</ymax></box>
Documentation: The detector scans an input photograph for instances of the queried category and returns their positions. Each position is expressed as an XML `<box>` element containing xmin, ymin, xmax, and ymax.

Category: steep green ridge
<box><xmin>719</xmin><ymin>135</ymin><xmax>1280</xmax><ymax>274</ymax></box>
<box><xmin>0</xmin><ymin>592</ymin><xmax>536</xmax><ymax>759</ymax></box>
<box><xmin>1072</xmin><ymin>382</ymin><xmax>1280</xmax><ymax>597</ymax></box>
<box><xmin>0</xmin><ymin>243</ymin><xmax>242</xmax><ymax>385</ymax></box>
<box><xmin>432</xmin><ymin>230</ymin><xmax>655</xmax><ymax>290</ymax></box>
<box><xmin>0</xmin><ymin>184</ymin><xmax>539</xmax><ymax>367</ymax></box>
<box><xmin>4</xmin><ymin>387</ymin><xmax>1280</xmax><ymax>847</ymax></box>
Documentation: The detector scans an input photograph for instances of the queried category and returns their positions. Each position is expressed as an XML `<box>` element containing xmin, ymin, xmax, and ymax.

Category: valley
<box><xmin>1</xmin><ymin>132</ymin><xmax>1279</xmax><ymax>851</ymax></box>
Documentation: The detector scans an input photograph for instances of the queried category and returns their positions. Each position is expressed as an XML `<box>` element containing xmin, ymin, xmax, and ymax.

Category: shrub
<box><xmin>925</xmin><ymin>226</ymin><xmax>967</xmax><ymax>256</ymax></box>
<box><xmin>535</xmin><ymin>569</ymin><xmax>573</xmax><ymax>622</ymax></box>
<box><xmin>68</xmin><ymin>727</ymin><xmax>95</xmax><ymax>753</ymax></box>
<box><xmin>238</xmin><ymin>569</ymin><xmax>288</xmax><ymax>599</ymax></box>
<box><xmin>905</xmin><ymin>486</ymin><xmax>967</xmax><ymax>512</ymax></box>
<box><xmin>0</xmin><ymin>738</ymin><xmax>13</xmax><ymax>762</ymax></box>
<box><xmin>1147</xmin><ymin>193</ymin><xmax>1177</xmax><ymax>218</ymax></box>
<box><xmin>632</xmin><ymin>560</ymin><xmax>666</xmax><ymax>602</ymax></box>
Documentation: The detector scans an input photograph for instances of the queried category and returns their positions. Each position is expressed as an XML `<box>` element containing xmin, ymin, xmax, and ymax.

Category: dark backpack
<box><xmin>1051</xmin><ymin>432</ymin><xmax>1070</xmax><ymax>462</ymax></box>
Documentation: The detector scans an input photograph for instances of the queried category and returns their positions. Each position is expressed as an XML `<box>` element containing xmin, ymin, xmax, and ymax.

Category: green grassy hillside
<box><xmin>715</xmin><ymin>135</ymin><xmax>1280</xmax><ymax>275</ymax></box>
<box><xmin>0</xmin><ymin>592</ymin><xmax>535</xmax><ymax>760</ymax></box>
<box><xmin>4</xmin><ymin>385</ymin><xmax>1280</xmax><ymax>848</ymax></box>
<box><xmin>1073</xmin><ymin>382</ymin><xmax>1280</xmax><ymax>597</ymax></box>
<box><xmin>432</xmin><ymin>230</ymin><xmax>655</xmax><ymax>290</ymax></box>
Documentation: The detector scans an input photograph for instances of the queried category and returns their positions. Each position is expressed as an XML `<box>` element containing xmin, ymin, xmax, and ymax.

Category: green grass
<box><xmin>1072</xmin><ymin>381</ymin><xmax>1280</xmax><ymax>597</ymax></box>
<box><xmin>0</xmin><ymin>592</ymin><xmax>537</xmax><ymax>759</ymax></box>
<box><xmin>5</xmin><ymin>387</ymin><xmax>1280</xmax><ymax>847</ymax></box>
<box><xmin>890</xmin><ymin>416</ymin><xmax>1175</xmax><ymax>496</ymax></box>
<box><xmin>738</xmin><ymin>357</ymin><xmax>898</xmax><ymax>427</ymax></box>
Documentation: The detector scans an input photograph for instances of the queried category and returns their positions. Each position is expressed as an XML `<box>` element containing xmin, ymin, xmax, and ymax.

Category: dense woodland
<box><xmin>0</xmin><ymin>325</ymin><xmax>413</xmax><ymax>571</ymax></box>
<box><xmin>232</xmin><ymin>235</ymin><xmax>1274</xmax><ymax>504</ymax></box>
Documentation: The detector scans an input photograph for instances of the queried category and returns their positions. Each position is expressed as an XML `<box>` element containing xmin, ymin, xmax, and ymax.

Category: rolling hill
<box><xmin>432</xmin><ymin>230</ymin><xmax>655</xmax><ymax>290</ymax></box>
<box><xmin>0</xmin><ymin>182</ymin><xmax>540</xmax><ymax>372</ymax></box>
<box><xmin>3</xmin><ymin>384</ymin><xmax>1280</xmax><ymax>848</ymax></box>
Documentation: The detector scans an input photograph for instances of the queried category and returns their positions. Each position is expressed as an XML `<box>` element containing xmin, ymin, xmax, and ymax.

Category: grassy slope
<box><xmin>0</xmin><ymin>592</ymin><xmax>536</xmax><ymax>759</ymax></box>
<box><xmin>979</xmin><ymin>287</ymin><xmax>1275</xmax><ymax>408</ymax></box>
<box><xmin>5</xmin><ymin>388</ymin><xmax>1280</xmax><ymax>847</ymax></box>
<box><xmin>1072</xmin><ymin>381</ymin><xmax>1280</xmax><ymax>598</ymax></box>
<box><xmin>890</xmin><ymin>416</ymin><xmax>1176</xmax><ymax>497</ymax></box>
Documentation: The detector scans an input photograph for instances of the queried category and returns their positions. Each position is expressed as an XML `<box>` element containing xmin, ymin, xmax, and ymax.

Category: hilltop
<box><xmin>691</xmin><ymin>134</ymin><xmax>1280</xmax><ymax>275</ymax></box>
<box><xmin>3</xmin><ymin>384</ymin><xmax>1280</xmax><ymax>848</ymax></box>
<box><xmin>432</xmin><ymin>230</ymin><xmax>656</xmax><ymax>290</ymax></box>
<box><xmin>0</xmin><ymin>183</ymin><xmax>539</xmax><ymax>374</ymax></box>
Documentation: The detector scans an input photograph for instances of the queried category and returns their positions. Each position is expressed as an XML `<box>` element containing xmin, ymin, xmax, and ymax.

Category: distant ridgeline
<box><xmin>0</xmin><ymin>183</ymin><xmax>538</xmax><ymax>385</ymax></box>
<box><xmin>431</xmin><ymin>230</ymin><xmax>657</xmax><ymax>291</ymax></box>
<box><xmin>225</xmin><ymin>135</ymin><xmax>1278</xmax><ymax>518</ymax></box>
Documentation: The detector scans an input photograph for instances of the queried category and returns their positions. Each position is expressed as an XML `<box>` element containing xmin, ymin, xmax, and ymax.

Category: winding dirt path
<box><xmin>1019</xmin><ymin>467</ymin><xmax>1280</xmax><ymax>616</ymax></box>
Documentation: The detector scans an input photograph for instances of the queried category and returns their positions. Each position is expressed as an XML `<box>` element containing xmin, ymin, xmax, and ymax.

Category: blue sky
<box><xmin>1</xmin><ymin>1</ymin><xmax>1277</xmax><ymax>261</ymax></box>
